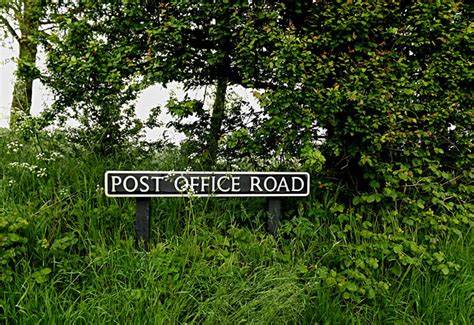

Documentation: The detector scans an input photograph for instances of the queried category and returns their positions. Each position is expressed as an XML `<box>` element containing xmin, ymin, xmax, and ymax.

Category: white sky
<box><xmin>0</xmin><ymin>34</ymin><xmax>260</xmax><ymax>141</ymax></box>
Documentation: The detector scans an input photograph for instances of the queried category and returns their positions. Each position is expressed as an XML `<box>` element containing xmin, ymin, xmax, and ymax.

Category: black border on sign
<box><xmin>104</xmin><ymin>171</ymin><xmax>311</xmax><ymax>198</ymax></box>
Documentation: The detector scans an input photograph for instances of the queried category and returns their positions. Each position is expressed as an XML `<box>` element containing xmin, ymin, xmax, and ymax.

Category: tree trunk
<box><xmin>10</xmin><ymin>40</ymin><xmax>37</xmax><ymax>128</ymax></box>
<box><xmin>9</xmin><ymin>0</ymin><xmax>40</xmax><ymax>129</ymax></box>
<box><xmin>205</xmin><ymin>77</ymin><xmax>227</xmax><ymax>167</ymax></box>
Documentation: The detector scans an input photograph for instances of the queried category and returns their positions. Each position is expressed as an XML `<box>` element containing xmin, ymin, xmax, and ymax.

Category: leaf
<box><xmin>440</xmin><ymin>265</ymin><xmax>449</xmax><ymax>275</ymax></box>
<box><xmin>352</xmin><ymin>196</ymin><xmax>360</xmax><ymax>206</ymax></box>
<box><xmin>346</xmin><ymin>282</ymin><xmax>358</xmax><ymax>292</ymax></box>
<box><xmin>391</xmin><ymin>263</ymin><xmax>402</xmax><ymax>277</ymax></box>
<box><xmin>393</xmin><ymin>245</ymin><xmax>403</xmax><ymax>254</ymax></box>
<box><xmin>32</xmin><ymin>268</ymin><xmax>52</xmax><ymax>284</ymax></box>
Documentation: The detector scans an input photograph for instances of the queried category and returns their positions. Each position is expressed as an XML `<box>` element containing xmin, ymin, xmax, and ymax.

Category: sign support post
<box><xmin>105</xmin><ymin>171</ymin><xmax>310</xmax><ymax>250</ymax></box>
<box><xmin>136</xmin><ymin>197</ymin><xmax>150</xmax><ymax>250</ymax></box>
<box><xmin>267</xmin><ymin>198</ymin><xmax>282</xmax><ymax>237</ymax></box>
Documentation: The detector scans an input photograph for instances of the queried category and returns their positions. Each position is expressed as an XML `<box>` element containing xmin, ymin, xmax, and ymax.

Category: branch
<box><xmin>39</xmin><ymin>20</ymin><xmax>55</xmax><ymax>25</ymax></box>
<box><xmin>0</xmin><ymin>15</ymin><xmax>20</xmax><ymax>41</ymax></box>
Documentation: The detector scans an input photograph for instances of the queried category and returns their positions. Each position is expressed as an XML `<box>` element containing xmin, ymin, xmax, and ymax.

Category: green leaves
<box><xmin>31</xmin><ymin>268</ymin><xmax>51</xmax><ymax>284</ymax></box>
<box><xmin>29</xmin><ymin>1</ymin><xmax>474</xmax><ymax>308</ymax></box>
<box><xmin>301</xmin><ymin>145</ymin><xmax>326</xmax><ymax>173</ymax></box>
<box><xmin>0</xmin><ymin>210</ymin><xmax>30</xmax><ymax>283</ymax></box>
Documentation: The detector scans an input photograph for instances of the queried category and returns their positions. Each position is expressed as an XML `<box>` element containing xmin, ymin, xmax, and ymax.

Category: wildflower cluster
<box><xmin>8</xmin><ymin>162</ymin><xmax>48</xmax><ymax>178</ymax></box>
<box><xmin>164</xmin><ymin>170</ymin><xmax>176</xmax><ymax>182</ymax></box>
<box><xmin>36</xmin><ymin>151</ymin><xmax>62</xmax><ymax>163</ymax></box>
<box><xmin>58</xmin><ymin>188</ymin><xmax>70</xmax><ymax>198</ymax></box>
<box><xmin>6</xmin><ymin>140</ymin><xmax>24</xmax><ymax>153</ymax></box>
<box><xmin>95</xmin><ymin>184</ymin><xmax>104</xmax><ymax>194</ymax></box>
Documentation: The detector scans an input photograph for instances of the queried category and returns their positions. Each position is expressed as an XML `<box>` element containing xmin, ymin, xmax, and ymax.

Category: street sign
<box><xmin>105</xmin><ymin>171</ymin><xmax>311</xmax><ymax>249</ymax></box>
<box><xmin>105</xmin><ymin>171</ymin><xmax>310</xmax><ymax>197</ymax></box>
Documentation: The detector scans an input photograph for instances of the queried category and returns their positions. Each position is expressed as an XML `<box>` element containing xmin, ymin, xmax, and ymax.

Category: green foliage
<box><xmin>2</xmin><ymin>1</ymin><xmax>473</xmax><ymax>323</ymax></box>
<box><xmin>165</xmin><ymin>90</ymin><xmax>260</xmax><ymax>167</ymax></box>
<box><xmin>239</xmin><ymin>1</ymin><xmax>472</xmax><ymax>186</ymax></box>
<box><xmin>0</xmin><ymin>124</ymin><xmax>143</xmax><ymax>284</ymax></box>
<box><xmin>0</xmin><ymin>211</ymin><xmax>28</xmax><ymax>283</ymax></box>
<box><xmin>227</xmin><ymin>2</ymin><xmax>474</xmax><ymax>304</ymax></box>
<box><xmin>1</xmin><ymin>130</ymin><xmax>473</xmax><ymax>323</ymax></box>
<box><xmin>42</xmin><ymin>0</ymin><xmax>269</xmax><ymax>159</ymax></box>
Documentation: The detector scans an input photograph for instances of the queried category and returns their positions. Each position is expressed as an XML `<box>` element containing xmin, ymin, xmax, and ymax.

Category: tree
<box><xmin>228</xmin><ymin>1</ymin><xmax>472</xmax><ymax>295</ymax></box>
<box><xmin>44</xmin><ymin>1</ymin><xmax>283</xmax><ymax>162</ymax></box>
<box><xmin>0</xmin><ymin>0</ymin><xmax>46</xmax><ymax>128</ymax></box>
<box><xmin>242</xmin><ymin>0</ymin><xmax>472</xmax><ymax>202</ymax></box>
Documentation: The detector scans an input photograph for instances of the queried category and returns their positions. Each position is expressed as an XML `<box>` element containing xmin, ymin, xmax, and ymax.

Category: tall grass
<box><xmin>1</xmin><ymin>129</ymin><xmax>472</xmax><ymax>323</ymax></box>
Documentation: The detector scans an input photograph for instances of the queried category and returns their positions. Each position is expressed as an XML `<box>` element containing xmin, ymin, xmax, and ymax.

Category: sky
<box><xmin>0</xmin><ymin>34</ymin><xmax>259</xmax><ymax>141</ymax></box>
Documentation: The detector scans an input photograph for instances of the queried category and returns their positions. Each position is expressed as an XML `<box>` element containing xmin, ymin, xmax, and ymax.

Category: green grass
<box><xmin>1</xmin><ymin>130</ymin><xmax>473</xmax><ymax>323</ymax></box>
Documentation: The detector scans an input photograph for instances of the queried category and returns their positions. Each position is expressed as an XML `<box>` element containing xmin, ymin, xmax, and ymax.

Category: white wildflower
<box><xmin>58</xmin><ymin>188</ymin><xmax>69</xmax><ymax>197</ymax></box>
<box><xmin>6</xmin><ymin>141</ymin><xmax>23</xmax><ymax>153</ymax></box>
<box><xmin>36</xmin><ymin>168</ymin><xmax>47</xmax><ymax>178</ymax></box>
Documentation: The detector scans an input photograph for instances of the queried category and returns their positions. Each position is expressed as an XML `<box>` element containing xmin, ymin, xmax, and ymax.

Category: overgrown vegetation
<box><xmin>1</xmin><ymin>123</ymin><xmax>472</xmax><ymax>323</ymax></box>
<box><xmin>1</xmin><ymin>0</ymin><xmax>473</xmax><ymax>323</ymax></box>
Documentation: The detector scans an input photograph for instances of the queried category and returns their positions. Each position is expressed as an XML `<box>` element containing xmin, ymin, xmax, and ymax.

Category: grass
<box><xmin>1</xmin><ymin>129</ymin><xmax>473</xmax><ymax>323</ymax></box>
